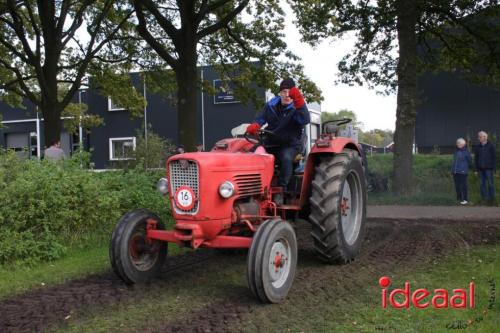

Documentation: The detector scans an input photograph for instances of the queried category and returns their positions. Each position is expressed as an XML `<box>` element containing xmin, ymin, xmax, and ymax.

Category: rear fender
<box><xmin>299</xmin><ymin>138</ymin><xmax>362</xmax><ymax>209</ymax></box>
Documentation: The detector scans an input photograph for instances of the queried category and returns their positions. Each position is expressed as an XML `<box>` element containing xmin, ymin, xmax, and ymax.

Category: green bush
<box><xmin>0</xmin><ymin>150</ymin><xmax>171</xmax><ymax>266</ymax></box>
<box><xmin>367</xmin><ymin>153</ymin><xmax>500</xmax><ymax>205</ymax></box>
<box><xmin>131</xmin><ymin>127</ymin><xmax>176</xmax><ymax>170</ymax></box>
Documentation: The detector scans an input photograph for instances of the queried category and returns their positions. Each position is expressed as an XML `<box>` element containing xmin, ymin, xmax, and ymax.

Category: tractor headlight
<box><xmin>157</xmin><ymin>178</ymin><xmax>169</xmax><ymax>195</ymax></box>
<box><xmin>219</xmin><ymin>181</ymin><xmax>235</xmax><ymax>199</ymax></box>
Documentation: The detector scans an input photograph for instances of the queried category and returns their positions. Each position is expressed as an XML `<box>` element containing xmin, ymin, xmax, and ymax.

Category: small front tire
<box><xmin>247</xmin><ymin>219</ymin><xmax>298</xmax><ymax>303</ymax></box>
<box><xmin>110</xmin><ymin>209</ymin><xmax>168</xmax><ymax>284</ymax></box>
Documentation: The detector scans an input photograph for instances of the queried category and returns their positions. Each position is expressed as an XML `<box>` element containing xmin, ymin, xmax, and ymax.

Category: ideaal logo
<box><xmin>379</xmin><ymin>276</ymin><xmax>474</xmax><ymax>309</ymax></box>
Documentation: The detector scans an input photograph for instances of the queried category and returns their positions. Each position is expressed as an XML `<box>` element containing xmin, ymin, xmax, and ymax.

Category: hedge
<box><xmin>0</xmin><ymin>150</ymin><xmax>171</xmax><ymax>266</ymax></box>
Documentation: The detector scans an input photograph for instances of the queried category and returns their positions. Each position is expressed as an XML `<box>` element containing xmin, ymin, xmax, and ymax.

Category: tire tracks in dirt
<box><xmin>0</xmin><ymin>220</ymin><xmax>498</xmax><ymax>333</ymax></box>
<box><xmin>155</xmin><ymin>220</ymin><xmax>500</xmax><ymax>333</ymax></box>
<box><xmin>0</xmin><ymin>251</ymin><xmax>215</xmax><ymax>333</ymax></box>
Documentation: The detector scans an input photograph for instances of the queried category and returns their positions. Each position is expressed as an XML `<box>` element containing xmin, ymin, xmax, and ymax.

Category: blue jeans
<box><xmin>478</xmin><ymin>169</ymin><xmax>495</xmax><ymax>200</ymax></box>
<box><xmin>268</xmin><ymin>146</ymin><xmax>298</xmax><ymax>188</ymax></box>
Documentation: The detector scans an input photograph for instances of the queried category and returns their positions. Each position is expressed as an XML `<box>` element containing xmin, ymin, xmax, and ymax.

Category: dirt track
<box><xmin>1</xmin><ymin>219</ymin><xmax>499</xmax><ymax>333</ymax></box>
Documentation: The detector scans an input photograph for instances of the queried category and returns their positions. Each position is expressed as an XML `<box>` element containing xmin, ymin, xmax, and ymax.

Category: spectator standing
<box><xmin>452</xmin><ymin>138</ymin><xmax>472</xmax><ymax>205</ymax></box>
<box><xmin>44</xmin><ymin>140</ymin><xmax>65</xmax><ymax>161</ymax></box>
<box><xmin>474</xmin><ymin>131</ymin><xmax>496</xmax><ymax>204</ymax></box>
<box><xmin>196</xmin><ymin>143</ymin><xmax>204</xmax><ymax>152</ymax></box>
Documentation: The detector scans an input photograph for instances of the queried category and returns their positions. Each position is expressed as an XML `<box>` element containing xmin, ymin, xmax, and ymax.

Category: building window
<box><xmin>6</xmin><ymin>132</ymin><xmax>29</xmax><ymax>159</ymax></box>
<box><xmin>109</xmin><ymin>137</ymin><xmax>136</xmax><ymax>160</ymax></box>
<box><xmin>108</xmin><ymin>97</ymin><xmax>125</xmax><ymax>111</ymax></box>
<box><xmin>30</xmin><ymin>132</ymin><xmax>38</xmax><ymax>158</ymax></box>
<box><xmin>72</xmin><ymin>133</ymin><xmax>80</xmax><ymax>153</ymax></box>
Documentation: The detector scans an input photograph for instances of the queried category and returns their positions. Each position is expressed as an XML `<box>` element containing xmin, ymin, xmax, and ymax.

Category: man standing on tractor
<box><xmin>246</xmin><ymin>78</ymin><xmax>310</xmax><ymax>198</ymax></box>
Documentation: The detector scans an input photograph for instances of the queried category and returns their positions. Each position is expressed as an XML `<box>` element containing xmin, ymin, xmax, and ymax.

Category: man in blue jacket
<box><xmin>246</xmin><ymin>78</ymin><xmax>310</xmax><ymax>191</ymax></box>
<box><xmin>474</xmin><ymin>131</ymin><xmax>496</xmax><ymax>203</ymax></box>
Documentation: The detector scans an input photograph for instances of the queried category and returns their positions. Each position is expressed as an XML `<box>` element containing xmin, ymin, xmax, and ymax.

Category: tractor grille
<box><xmin>234</xmin><ymin>174</ymin><xmax>262</xmax><ymax>197</ymax></box>
<box><xmin>169</xmin><ymin>160</ymin><xmax>199</xmax><ymax>214</ymax></box>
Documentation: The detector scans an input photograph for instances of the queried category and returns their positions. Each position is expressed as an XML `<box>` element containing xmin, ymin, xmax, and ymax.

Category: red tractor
<box><xmin>110</xmin><ymin>119</ymin><xmax>367</xmax><ymax>303</ymax></box>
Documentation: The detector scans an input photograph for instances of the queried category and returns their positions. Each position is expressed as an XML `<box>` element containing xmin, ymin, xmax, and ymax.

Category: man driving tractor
<box><xmin>110</xmin><ymin>77</ymin><xmax>367</xmax><ymax>304</ymax></box>
<box><xmin>246</xmin><ymin>78</ymin><xmax>310</xmax><ymax>197</ymax></box>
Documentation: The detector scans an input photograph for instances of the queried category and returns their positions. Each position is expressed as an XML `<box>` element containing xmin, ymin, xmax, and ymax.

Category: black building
<box><xmin>87</xmin><ymin>66</ymin><xmax>271</xmax><ymax>169</ymax></box>
<box><xmin>0</xmin><ymin>94</ymin><xmax>84</xmax><ymax>160</ymax></box>
<box><xmin>1</xmin><ymin>65</ymin><xmax>321</xmax><ymax>168</ymax></box>
<box><xmin>416</xmin><ymin>71</ymin><xmax>500</xmax><ymax>153</ymax></box>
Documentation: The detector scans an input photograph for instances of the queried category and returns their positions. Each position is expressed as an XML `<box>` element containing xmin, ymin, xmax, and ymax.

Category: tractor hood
<box><xmin>166</xmin><ymin>152</ymin><xmax>274</xmax><ymax>222</ymax></box>
<box><xmin>169</xmin><ymin>152</ymin><xmax>274</xmax><ymax>172</ymax></box>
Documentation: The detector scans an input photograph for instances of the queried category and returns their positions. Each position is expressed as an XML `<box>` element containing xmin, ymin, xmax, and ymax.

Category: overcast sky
<box><xmin>282</xmin><ymin>5</ymin><xmax>397</xmax><ymax>131</ymax></box>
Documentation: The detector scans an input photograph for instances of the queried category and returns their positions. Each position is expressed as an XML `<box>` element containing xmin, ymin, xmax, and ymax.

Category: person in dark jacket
<box><xmin>474</xmin><ymin>131</ymin><xmax>496</xmax><ymax>202</ymax></box>
<box><xmin>246</xmin><ymin>78</ymin><xmax>310</xmax><ymax>190</ymax></box>
<box><xmin>452</xmin><ymin>138</ymin><xmax>472</xmax><ymax>205</ymax></box>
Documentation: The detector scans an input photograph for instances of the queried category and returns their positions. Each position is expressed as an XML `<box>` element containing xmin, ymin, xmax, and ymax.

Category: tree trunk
<box><xmin>40</xmin><ymin>71</ymin><xmax>63</xmax><ymax>148</ymax></box>
<box><xmin>41</xmin><ymin>102</ymin><xmax>63</xmax><ymax>149</ymax></box>
<box><xmin>175</xmin><ymin>43</ymin><xmax>198</xmax><ymax>152</ymax></box>
<box><xmin>393</xmin><ymin>0</ymin><xmax>418</xmax><ymax>196</ymax></box>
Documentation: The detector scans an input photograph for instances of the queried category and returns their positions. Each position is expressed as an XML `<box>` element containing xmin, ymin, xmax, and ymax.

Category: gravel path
<box><xmin>368</xmin><ymin>205</ymin><xmax>500</xmax><ymax>221</ymax></box>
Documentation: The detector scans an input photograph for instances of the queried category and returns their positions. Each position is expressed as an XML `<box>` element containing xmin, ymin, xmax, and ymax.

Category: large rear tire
<box><xmin>247</xmin><ymin>219</ymin><xmax>298</xmax><ymax>303</ymax></box>
<box><xmin>309</xmin><ymin>149</ymin><xmax>367</xmax><ymax>264</ymax></box>
<box><xmin>110</xmin><ymin>209</ymin><xmax>168</xmax><ymax>284</ymax></box>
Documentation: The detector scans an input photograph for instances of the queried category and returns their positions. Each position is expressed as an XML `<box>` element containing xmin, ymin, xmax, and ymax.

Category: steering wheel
<box><xmin>244</xmin><ymin>128</ymin><xmax>277</xmax><ymax>147</ymax></box>
<box><xmin>322</xmin><ymin>118</ymin><xmax>352</xmax><ymax>133</ymax></box>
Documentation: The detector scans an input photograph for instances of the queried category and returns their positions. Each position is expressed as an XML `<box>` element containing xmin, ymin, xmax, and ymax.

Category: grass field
<box><xmin>0</xmin><ymin>242</ymin><xmax>185</xmax><ymax>300</ymax></box>
<box><xmin>367</xmin><ymin>154</ymin><xmax>500</xmax><ymax>206</ymax></box>
<box><xmin>0</xmin><ymin>243</ymin><xmax>108</xmax><ymax>299</ymax></box>
<box><xmin>0</xmin><ymin>219</ymin><xmax>498</xmax><ymax>332</ymax></box>
<box><xmin>252</xmin><ymin>245</ymin><xmax>499</xmax><ymax>333</ymax></box>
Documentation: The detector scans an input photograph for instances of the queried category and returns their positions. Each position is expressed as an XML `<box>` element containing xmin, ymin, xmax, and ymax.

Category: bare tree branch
<box><xmin>60</xmin><ymin>0</ymin><xmax>93</xmax><ymax>47</ymax></box>
<box><xmin>0</xmin><ymin>31</ymin><xmax>33</xmax><ymax>64</ymax></box>
<box><xmin>134</xmin><ymin>1</ymin><xmax>179</xmax><ymax>69</ymax></box>
<box><xmin>24</xmin><ymin>2</ymin><xmax>42</xmax><ymax>60</ymax></box>
<box><xmin>0</xmin><ymin>57</ymin><xmax>38</xmax><ymax>103</ymax></box>
<box><xmin>138</xmin><ymin>0</ymin><xmax>180</xmax><ymax>43</ymax></box>
<box><xmin>197</xmin><ymin>0</ymin><xmax>232</xmax><ymax>23</ymax></box>
<box><xmin>197</xmin><ymin>0</ymin><xmax>249</xmax><ymax>39</ymax></box>
<box><xmin>6</xmin><ymin>0</ymin><xmax>38</xmax><ymax>65</ymax></box>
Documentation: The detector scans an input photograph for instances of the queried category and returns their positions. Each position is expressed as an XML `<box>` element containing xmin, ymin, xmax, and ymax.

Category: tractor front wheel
<box><xmin>309</xmin><ymin>149</ymin><xmax>367</xmax><ymax>264</ymax></box>
<box><xmin>247</xmin><ymin>218</ymin><xmax>298</xmax><ymax>303</ymax></box>
<box><xmin>110</xmin><ymin>209</ymin><xmax>168</xmax><ymax>284</ymax></box>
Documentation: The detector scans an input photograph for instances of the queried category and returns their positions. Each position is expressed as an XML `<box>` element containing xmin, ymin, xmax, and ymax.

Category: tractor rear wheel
<box><xmin>247</xmin><ymin>218</ymin><xmax>298</xmax><ymax>303</ymax></box>
<box><xmin>110</xmin><ymin>209</ymin><xmax>168</xmax><ymax>284</ymax></box>
<box><xmin>309</xmin><ymin>149</ymin><xmax>367</xmax><ymax>264</ymax></box>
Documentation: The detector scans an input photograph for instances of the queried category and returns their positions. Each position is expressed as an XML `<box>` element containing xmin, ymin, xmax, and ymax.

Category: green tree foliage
<box><xmin>359</xmin><ymin>129</ymin><xmax>394</xmax><ymax>147</ymax></box>
<box><xmin>290</xmin><ymin>0</ymin><xmax>500</xmax><ymax>195</ymax></box>
<box><xmin>0</xmin><ymin>1</ymin><xmax>134</xmax><ymax>147</ymax></box>
<box><xmin>62</xmin><ymin>103</ymin><xmax>104</xmax><ymax>135</ymax></box>
<box><xmin>129</xmin><ymin>0</ymin><xmax>323</xmax><ymax>151</ymax></box>
<box><xmin>321</xmin><ymin>109</ymin><xmax>393</xmax><ymax>147</ymax></box>
<box><xmin>131</xmin><ymin>126</ymin><xmax>176</xmax><ymax>170</ymax></box>
<box><xmin>91</xmin><ymin>68</ymin><xmax>147</xmax><ymax>118</ymax></box>
<box><xmin>321</xmin><ymin>109</ymin><xmax>363</xmax><ymax>128</ymax></box>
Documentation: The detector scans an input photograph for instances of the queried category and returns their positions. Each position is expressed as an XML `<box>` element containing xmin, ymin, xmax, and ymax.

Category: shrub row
<box><xmin>0</xmin><ymin>150</ymin><xmax>170</xmax><ymax>266</ymax></box>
